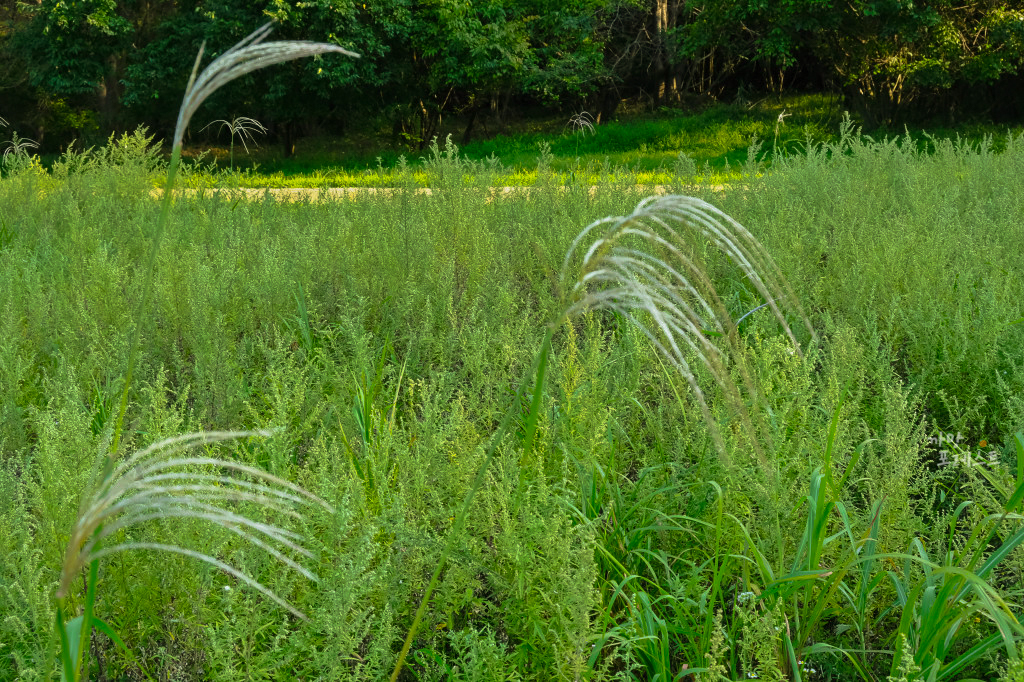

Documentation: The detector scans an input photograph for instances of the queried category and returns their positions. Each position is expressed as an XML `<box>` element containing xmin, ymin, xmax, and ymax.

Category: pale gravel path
<box><xmin>154</xmin><ymin>185</ymin><xmax>731</xmax><ymax>202</ymax></box>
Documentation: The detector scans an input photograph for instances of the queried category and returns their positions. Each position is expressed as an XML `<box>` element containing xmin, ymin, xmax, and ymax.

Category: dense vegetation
<box><xmin>1</xmin><ymin>119</ymin><xmax>1023</xmax><ymax>679</ymax></box>
<box><xmin>2</xmin><ymin>0</ymin><xmax>1024</xmax><ymax>154</ymax></box>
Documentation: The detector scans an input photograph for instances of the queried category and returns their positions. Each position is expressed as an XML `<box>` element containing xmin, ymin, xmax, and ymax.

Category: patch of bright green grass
<box><xmin>181</xmin><ymin>93</ymin><xmax>838</xmax><ymax>187</ymax></box>
<box><xmin>180</xmin><ymin>91</ymin><xmax>1024</xmax><ymax>189</ymax></box>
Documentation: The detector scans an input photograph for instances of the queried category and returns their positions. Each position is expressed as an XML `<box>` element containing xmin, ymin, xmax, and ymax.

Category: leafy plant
<box><xmin>281</xmin><ymin>281</ymin><xmax>316</xmax><ymax>355</ymax></box>
<box><xmin>885</xmin><ymin>434</ymin><xmax>1024</xmax><ymax>680</ymax></box>
<box><xmin>566</xmin><ymin>457</ymin><xmax>726</xmax><ymax>676</ymax></box>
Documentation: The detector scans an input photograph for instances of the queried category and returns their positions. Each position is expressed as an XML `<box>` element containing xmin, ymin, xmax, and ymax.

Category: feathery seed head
<box><xmin>201</xmin><ymin>116</ymin><xmax>268</xmax><ymax>153</ymax></box>
<box><xmin>559</xmin><ymin>195</ymin><xmax>815</xmax><ymax>464</ymax></box>
<box><xmin>59</xmin><ymin>430</ymin><xmax>334</xmax><ymax>620</ymax></box>
<box><xmin>173</xmin><ymin>23</ymin><xmax>359</xmax><ymax>151</ymax></box>
<box><xmin>2</xmin><ymin>133</ymin><xmax>40</xmax><ymax>163</ymax></box>
<box><xmin>566</xmin><ymin>111</ymin><xmax>596</xmax><ymax>137</ymax></box>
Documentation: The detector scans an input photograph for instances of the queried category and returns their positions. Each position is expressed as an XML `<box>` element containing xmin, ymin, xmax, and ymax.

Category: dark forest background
<box><xmin>2</xmin><ymin>0</ymin><xmax>1024</xmax><ymax>155</ymax></box>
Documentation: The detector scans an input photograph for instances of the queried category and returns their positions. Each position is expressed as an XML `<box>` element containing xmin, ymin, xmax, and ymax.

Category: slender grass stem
<box><xmin>74</xmin><ymin>560</ymin><xmax>99</xmax><ymax>679</ymax></box>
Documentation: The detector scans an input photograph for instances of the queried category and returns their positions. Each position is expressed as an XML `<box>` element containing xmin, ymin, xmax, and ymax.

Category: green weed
<box><xmin>3</xmin><ymin>83</ymin><xmax>1024</xmax><ymax>681</ymax></box>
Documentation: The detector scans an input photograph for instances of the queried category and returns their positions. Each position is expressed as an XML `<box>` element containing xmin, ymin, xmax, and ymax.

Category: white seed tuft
<box><xmin>173</xmin><ymin>23</ymin><xmax>359</xmax><ymax>151</ymax></box>
<box><xmin>59</xmin><ymin>431</ymin><xmax>334</xmax><ymax>620</ymax></box>
<box><xmin>560</xmin><ymin>194</ymin><xmax>815</xmax><ymax>466</ymax></box>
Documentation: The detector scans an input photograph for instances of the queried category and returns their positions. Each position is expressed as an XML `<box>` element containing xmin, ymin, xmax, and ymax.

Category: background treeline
<box><xmin>2</xmin><ymin>0</ymin><xmax>1024</xmax><ymax>154</ymax></box>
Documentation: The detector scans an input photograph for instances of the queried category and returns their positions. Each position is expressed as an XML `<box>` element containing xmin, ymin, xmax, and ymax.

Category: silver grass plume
<box><xmin>559</xmin><ymin>195</ymin><xmax>816</xmax><ymax>467</ymax></box>
<box><xmin>59</xmin><ymin>431</ymin><xmax>334</xmax><ymax>620</ymax></box>
<box><xmin>114</xmin><ymin>23</ymin><xmax>359</xmax><ymax>455</ymax></box>
<box><xmin>2</xmin><ymin>133</ymin><xmax>39</xmax><ymax>163</ymax></box>
<box><xmin>172</xmin><ymin>23</ymin><xmax>359</xmax><ymax>151</ymax></box>
<box><xmin>201</xmin><ymin>116</ymin><xmax>268</xmax><ymax>154</ymax></box>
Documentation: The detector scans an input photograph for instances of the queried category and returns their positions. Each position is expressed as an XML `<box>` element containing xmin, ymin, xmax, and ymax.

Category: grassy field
<box><xmin>1</xmin><ymin>122</ymin><xmax>1024</xmax><ymax>681</ymax></box>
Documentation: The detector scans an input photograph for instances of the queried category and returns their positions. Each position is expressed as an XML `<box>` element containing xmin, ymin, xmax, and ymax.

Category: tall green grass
<box><xmin>1</xmin><ymin>112</ymin><xmax>1023</xmax><ymax>680</ymax></box>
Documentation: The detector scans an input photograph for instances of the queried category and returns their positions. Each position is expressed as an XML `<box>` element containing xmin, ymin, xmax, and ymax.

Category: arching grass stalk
<box><xmin>1</xmin><ymin>132</ymin><xmax>40</xmax><ymax>175</ymax></box>
<box><xmin>54</xmin><ymin>431</ymin><xmax>335</xmax><ymax>680</ymax></box>
<box><xmin>561</xmin><ymin>194</ymin><xmax>815</xmax><ymax>467</ymax></box>
<box><xmin>391</xmin><ymin>194</ymin><xmax>812</xmax><ymax>679</ymax></box>
<box><xmin>1</xmin><ymin>133</ymin><xmax>39</xmax><ymax>161</ymax></box>
<box><xmin>59</xmin><ymin>23</ymin><xmax>358</xmax><ymax>682</ymax></box>
<box><xmin>566</xmin><ymin>110</ymin><xmax>595</xmax><ymax>164</ymax></box>
<box><xmin>110</xmin><ymin>23</ymin><xmax>358</xmax><ymax>458</ymax></box>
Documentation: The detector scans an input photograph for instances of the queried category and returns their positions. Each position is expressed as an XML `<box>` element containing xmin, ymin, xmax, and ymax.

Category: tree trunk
<box><xmin>653</xmin><ymin>0</ymin><xmax>682</xmax><ymax>105</ymax></box>
<box><xmin>97</xmin><ymin>53</ymin><xmax>124</xmax><ymax>132</ymax></box>
<box><xmin>597</xmin><ymin>86</ymin><xmax>620</xmax><ymax>124</ymax></box>
<box><xmin>461</xmin><ymin>105</ymin><xmax>479</xmax><ymax>145</ymax></box>
<box><xmin>653</xmin><ymin>0</ymin><xmax>668</xmax><ymax>104</ymax></box>
<box><xmin>282</xmin><ymin>121</ymin><xmax>296</xmax><ymax>158</ymax></box>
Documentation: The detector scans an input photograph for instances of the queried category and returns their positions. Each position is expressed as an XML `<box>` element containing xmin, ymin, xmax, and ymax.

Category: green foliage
<box><xmin>677</xmin><ymin>0</ymin><xmax>1024</xmax><ymax>124</ymax></box>
<box><xmin>7</xmin><ymin>0</ymin><xmax>1024</xmax><ymax>151</ymax></box>
<box><xmin>169</xmin><ymin>93</ymin><xmax>852</xmax><ymax>184</ymax></box>
<box><xmin>16</xmin><ymin>0</ymin><xmax>132</xmax><ymax>96</ymax></box>
<box><xmin>2</xmin><ymin>118</ymin><xmax>1024</xmax><ymax>680</ymax></box>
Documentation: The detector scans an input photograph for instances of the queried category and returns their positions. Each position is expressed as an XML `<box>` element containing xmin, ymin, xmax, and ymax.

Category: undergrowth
<box><xmin>1</xmin><ymin>116</ymin><xmax>1023</xmax><ymax>680</ymax></box>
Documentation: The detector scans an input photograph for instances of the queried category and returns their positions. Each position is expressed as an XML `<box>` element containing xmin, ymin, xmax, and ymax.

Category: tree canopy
<box><xmin>2</xmin><ymin>0</ymin><xmax>1023</xmax><ymax>150</ymax></box>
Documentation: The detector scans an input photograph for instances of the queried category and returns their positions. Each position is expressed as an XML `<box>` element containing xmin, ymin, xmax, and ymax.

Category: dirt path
<box><xmin>155</xmin><ymin>184</ymin><xmax>731</xmax><ymax>202</ymax></box>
